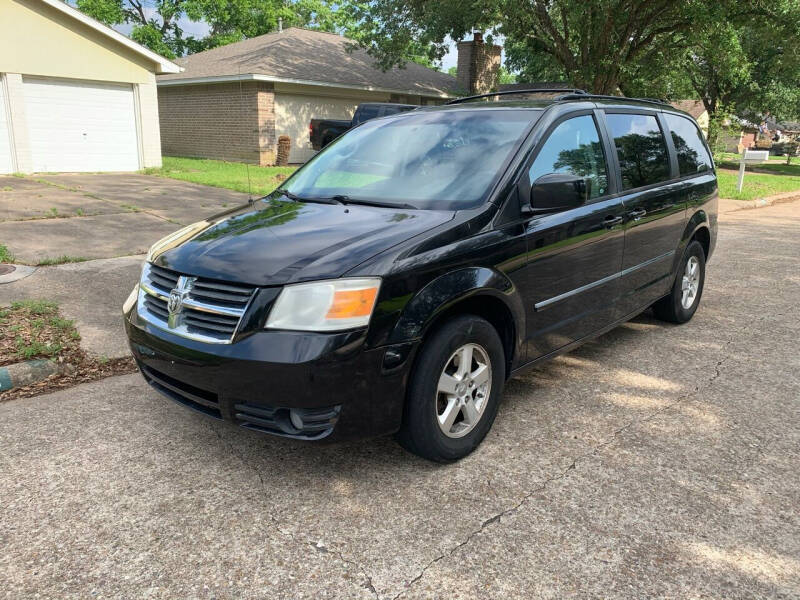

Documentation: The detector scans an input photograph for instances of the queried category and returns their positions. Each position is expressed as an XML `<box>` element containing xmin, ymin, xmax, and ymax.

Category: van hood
<box><xmin>149</xmin><ymin>199</ymin><xmax>454</xmax><ymax>286</ymax></box>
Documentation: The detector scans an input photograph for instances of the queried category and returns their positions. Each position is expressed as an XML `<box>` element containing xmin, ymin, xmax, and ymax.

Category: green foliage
<box><xmin>497</xmin><ymin>66</ymin><xmax>517</xmax><ymax>85</ymax></box>
<box><xmin>130</xmin><ymin>22</ymin><xmax>180</xmax><ymax>59</ymax></box>
<box><xmin>76</xmin><ymin>0</ymin><xmax>125</xmax><ymax>24</ymax></box>
<box><xmin>706</xmin><ymin>103</ymin><xmax>735</xmax><ymax>161</ymax></box>
<box><xmin>340</xmin><ymin>0</ymin><xmax>501</xmax><ymax>72</ymax></box>
<box><xmin>783</xmin><ymin>141</ymin><xmax>799</xmax><ymax>166</ymax></box>
<box><xmin>76</xmin><ymin>0</ymin><xmax>346</xmax><ymax>58</ymax></box>
<box><xmin>15</xmin><ymin>338</ymin><xmax>62</xmax><ymax>360</ymax></box>
<box><xmin>0</xmin><ymin>244</ymin><xmax>14</xmax><ymax>263</ymax></box>
<box><xmin>35</xmin><ymin>256</ymin><xmax>90</xmax><ymax>266</ymax></box>
<box><xmin>348</xmin><ymin>1</ymin><xmax>709</xmax><ymax>93</ymax></box>
<box><xmin>11</xmin><ymin>300</ymin><xmax>58</xmax><ymax>315</ymax></box>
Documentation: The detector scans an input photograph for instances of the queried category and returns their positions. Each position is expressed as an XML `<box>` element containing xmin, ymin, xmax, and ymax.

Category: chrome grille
<box><xmin>137</xmin><ymin>263</ymin><xmax>255</xmax><ymax>343</ymax></box>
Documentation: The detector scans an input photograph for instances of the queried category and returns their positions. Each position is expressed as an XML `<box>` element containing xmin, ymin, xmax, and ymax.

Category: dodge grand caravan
<box><xmin>124</xmin><ymin>90</ymin><xmax>718</xmax><ymax>462</ymax></box>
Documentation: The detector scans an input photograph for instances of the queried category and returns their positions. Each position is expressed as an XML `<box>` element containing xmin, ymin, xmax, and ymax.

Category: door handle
<box><xmin>603</xmin><ymin>215</ymin><xmax>624</xmax><ymax>228</ymax></box>
<box><xmin>628</xmin><ymin>208</ymin><xmax>647</xmax><ymax>220</ymax></box>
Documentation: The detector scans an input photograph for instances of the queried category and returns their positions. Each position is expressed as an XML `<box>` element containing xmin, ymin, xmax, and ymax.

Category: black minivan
<box><xmin>124</xmin><ymin>91</ymin><xmax>717</xmax><ymax>462</ymax></box>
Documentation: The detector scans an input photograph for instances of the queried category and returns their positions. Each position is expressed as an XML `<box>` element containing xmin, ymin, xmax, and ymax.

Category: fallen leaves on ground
<box><xmin>0</xmin><ymin>300</ymin><xmax>138</xmax><ymax>401</ymax></box>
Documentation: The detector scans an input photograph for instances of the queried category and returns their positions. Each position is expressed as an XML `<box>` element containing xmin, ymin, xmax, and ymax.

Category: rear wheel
<box><xmin>398</xmin><ymin>315</ymin><xmax>505</xmax><ymax>462</ymax></box>
<box><xmin>653</xmin><ymin>240</ymin><xmax>706</xmax><ymax>323</ymax></box>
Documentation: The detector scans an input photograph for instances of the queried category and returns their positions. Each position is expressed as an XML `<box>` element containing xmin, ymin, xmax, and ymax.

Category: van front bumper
<box><xmin>125</xmin><ymin>309</ymin><xmax>416</xmax><ymax>442</ymax></box>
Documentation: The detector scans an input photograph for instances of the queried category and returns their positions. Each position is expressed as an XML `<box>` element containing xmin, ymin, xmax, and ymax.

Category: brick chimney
<box><xmin>456</xmin><ymin>33</ymin><xmax>501</xmax><ymax>95</ymax></box>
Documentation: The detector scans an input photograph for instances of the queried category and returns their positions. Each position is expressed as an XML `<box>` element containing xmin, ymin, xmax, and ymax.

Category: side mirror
<box><xmin>529</xmin><ymin>173</ymin><xmax>590</xmax><ymax>214</ymax></box>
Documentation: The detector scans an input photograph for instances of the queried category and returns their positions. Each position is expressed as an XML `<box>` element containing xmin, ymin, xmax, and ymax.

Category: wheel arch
<box><xmin>673</xmin><ymin>210</ymin><xmax>711</xmax><ymax>273</ymax></box>
<box><xmin>387</xmin><ymin>267</ymin><xmax>525</xmax><ymax>376</ymax></box>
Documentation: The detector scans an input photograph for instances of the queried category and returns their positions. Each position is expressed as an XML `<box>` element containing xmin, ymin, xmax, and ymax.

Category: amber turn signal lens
<box><xmin>326</xmin><ymin>287</ymin><xmax>379</xmax><ymax>319</ymax></box>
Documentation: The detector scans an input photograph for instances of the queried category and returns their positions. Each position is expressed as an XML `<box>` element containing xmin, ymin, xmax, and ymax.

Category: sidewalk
<box><xmin>719</xmin><ymin>190</ymin><xmax>800</xmax><ymax>214</ymax></box>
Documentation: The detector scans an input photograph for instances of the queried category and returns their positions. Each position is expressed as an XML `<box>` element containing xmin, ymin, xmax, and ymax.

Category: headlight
<box><xmin>122</xmin><ymin>283</ymin><xmax>139</xmax><ymax>314</ymax></box>
<box><xmin>265</xmin><ymin>278</ymin><xmax>381</xmax><ymax>332</ymax></box>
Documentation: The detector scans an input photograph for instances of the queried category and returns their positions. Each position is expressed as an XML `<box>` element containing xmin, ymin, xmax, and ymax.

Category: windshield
<box><xmin>281</xmin><ymin>109</ymin><xmax>538</xmax><ymax>210</ymax></box>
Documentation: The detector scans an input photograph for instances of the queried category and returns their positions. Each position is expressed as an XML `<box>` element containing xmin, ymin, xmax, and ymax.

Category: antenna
<box><xmin>238</xmin><ymin>65</ymin><xmax>254</xmax><ymax>203</ymax></box>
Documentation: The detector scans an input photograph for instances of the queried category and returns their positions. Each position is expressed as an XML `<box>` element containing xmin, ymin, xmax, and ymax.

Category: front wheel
<box><xmin>653</xmin><ymin>240</ymin><xmax>706</xmax><ymax>323</ymax></box>
<box><xmin>398</xmin><ymin>315</ymin><xmax>505</xmax><ymax>462</ymax></box>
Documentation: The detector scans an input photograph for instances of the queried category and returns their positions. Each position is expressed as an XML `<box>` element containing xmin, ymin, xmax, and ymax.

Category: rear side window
<box><xmin>606</xmin><ymin>113</ymin><xmax>671</xmax><ymax>190</ymax></box>
<box><xmin>529</xmin><ymin>115</ymin><xmax>609</xmax><ymax>200</ymax></box>
<box><xmin>664</xmin><ymin>113</ymin><xmax>713</xmax><ymax>176</ymax></box>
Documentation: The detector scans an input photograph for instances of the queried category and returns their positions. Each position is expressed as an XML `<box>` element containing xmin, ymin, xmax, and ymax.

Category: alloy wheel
<box><xmin>681</xmin><ymin>255</ymin><xmax>700</xmax><ymax>309</ymax></box>
<box><xmin>435</xmin><ymin>343</ymin><xmax>492</xmax><ymax>438</ymax></box>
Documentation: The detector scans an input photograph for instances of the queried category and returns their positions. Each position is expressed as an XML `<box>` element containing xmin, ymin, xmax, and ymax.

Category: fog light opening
<box><xmin>289</xmin><ymin>409</ymin><xmax>304</xmax><ymax>431</ymax></box>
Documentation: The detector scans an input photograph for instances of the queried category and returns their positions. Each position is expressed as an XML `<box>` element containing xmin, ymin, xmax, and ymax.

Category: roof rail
<box><xmin>446</xmin><ymin>88</ymin><xmax>588</xmax><ymax>105</ymax></box>
<box><xmin>555</xmin><ymin>93</ymin><xmax>671</xmax><ymax>107</ymax></box>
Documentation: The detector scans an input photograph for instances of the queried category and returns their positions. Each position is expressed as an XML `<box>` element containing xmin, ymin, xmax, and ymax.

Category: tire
<box><xmin>398</xmin><ymin>315</ymin><xmax>506</xmax><ymax>462</ymax></box>
<box><xmin>652</xmin><ymin>240</ymin><xmax>706</xmax><ymax>323</ymax></box>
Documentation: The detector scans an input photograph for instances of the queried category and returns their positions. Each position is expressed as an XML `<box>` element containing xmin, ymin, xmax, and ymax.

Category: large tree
<box><xmin>344</xmin><ymin>0</ymin><xmax>716</xmax><ymax>94</ymax></box>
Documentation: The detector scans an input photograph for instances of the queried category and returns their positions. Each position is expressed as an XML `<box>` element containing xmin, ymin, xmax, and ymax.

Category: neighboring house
<box><xmin>670</xmin><ymin>100</ymin><xmax>709</xmax><ymax>135</ymax></box>
<box><xmin>720</xmin><ymin>122</ymin><xmax>758</xmax><ymax>153</ymax></box>
<box><xmin>157</xmin><ymin>28</ymin><xmax>457</xmax><ymax>164</ymax></box>
<box><xmin>0</xmin><ymin>0</ymin><xmax>180</xmax><ymax>174</ymax></box>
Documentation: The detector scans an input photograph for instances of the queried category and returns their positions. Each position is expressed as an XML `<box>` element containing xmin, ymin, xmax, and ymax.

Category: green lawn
<box><xmin>143</xmin><ymin>157</ymin><xmax>297</xmax><ymax>196</ymax></box>
<box><xmin>717</xmin><ymin>168</ymin><xmax>800</xmax><ymax>201</ymax></box>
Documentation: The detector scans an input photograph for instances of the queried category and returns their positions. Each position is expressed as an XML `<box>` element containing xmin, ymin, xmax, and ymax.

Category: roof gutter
<box><xmin>156</xmin><ymin>73</ymin><xmax>454</xmax><ymax>98</ymax></box>
<box><xmin>36</xmin><ymin>0</ymin><xmax>182</xmax><ymax>74</ymax></box>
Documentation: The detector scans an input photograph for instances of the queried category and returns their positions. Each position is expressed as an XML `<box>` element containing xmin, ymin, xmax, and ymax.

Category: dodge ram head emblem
<box><xmin>167</xmin><ymin>276</ymin><xmax>194</xmax><ymax>328</ymax></box>
<box><xmin>167</xmin><ymin>289</ymin><xmax>183</xmax><ymax>314</ymax></box>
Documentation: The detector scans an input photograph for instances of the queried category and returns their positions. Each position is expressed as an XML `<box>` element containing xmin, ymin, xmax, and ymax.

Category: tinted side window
<box><xmin>529</xmin><ymin>115</ymin><xmax>608</xmax><ymax>200</ymax></box>
<box><xmin>664</xmin><ymin>113</ymin><xmax>713</xmax><ymax>176</ymax></box>
<box><xmin>606</xmin><ymin>113</ymin><xmax>671</xmax><ymax>190</ymax></box>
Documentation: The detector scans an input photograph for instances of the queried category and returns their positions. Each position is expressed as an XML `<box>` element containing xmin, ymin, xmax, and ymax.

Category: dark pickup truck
<box><xmin>309</xmin><ymin>102</ymin><xmax>416</xmax><ymax>151</ymax></box>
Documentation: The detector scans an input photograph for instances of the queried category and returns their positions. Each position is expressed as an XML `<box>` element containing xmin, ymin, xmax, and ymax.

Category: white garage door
<box><xmin>0</xmin><ymin>78</ymin><xmax>13</xmax><ymax>174</ymax></box>
<box><xmin>23</xmin><ymin>77</ymin><xmax>139</xmax><ymax>172</ymax></box>
<box><xmin>274</xmin><ymin>93</ymin><xmax>359</xmax><ymax>163</ymax></box>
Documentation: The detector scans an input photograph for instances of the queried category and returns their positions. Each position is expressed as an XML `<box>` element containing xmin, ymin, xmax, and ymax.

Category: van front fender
<box><xmin>386</xmin><ymin>267</ymin><xmax>526</xmax><ymax>364</ymax></box>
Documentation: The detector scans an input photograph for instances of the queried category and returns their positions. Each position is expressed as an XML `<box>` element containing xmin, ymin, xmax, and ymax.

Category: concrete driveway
<box><xmin>1</xmin><ymin>201</ymin><xmax>798</xmax><ymax>599</ymax></box>
<box><xmin>0</xmin><ymin>174</ymin><xmax>247</xmax><ymax>264</ymax></box>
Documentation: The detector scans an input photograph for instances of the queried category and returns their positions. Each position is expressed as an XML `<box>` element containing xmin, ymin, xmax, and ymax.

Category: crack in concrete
<box><xmin>392</xmin><ymin>334</ymin><xmax>738</xmax><ymax>600</ymax></box>
<box><xmin>204</xmin><ymin>421</ymin><xmax>285</xmax><ymax>531</ymax></box>
<box><xmin>311</xmin><ymin>542</ymin><xmax>380</xmax><ymax>599</ymax></box>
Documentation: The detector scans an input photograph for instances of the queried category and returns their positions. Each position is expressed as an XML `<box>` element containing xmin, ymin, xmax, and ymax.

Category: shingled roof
<box><xmin>670</xmin><ymin>100</ymin><xmax>707</xmax><ymax>119</ymax></box>
<box><xmin>158</xmin><ymin>28</ymin><xmax>456</xmax><ymax>98</ymax></box>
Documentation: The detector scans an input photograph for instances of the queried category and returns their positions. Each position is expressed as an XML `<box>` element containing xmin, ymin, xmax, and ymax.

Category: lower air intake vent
<box><xmin>234</xmin><ymin>403</ymin><xmax>341</xmax><ymax>440</ymax></box>
<box><xmin>141</xmin><ymin>365</ymin><xmax>221</xmax><ymax>419</ymax></box>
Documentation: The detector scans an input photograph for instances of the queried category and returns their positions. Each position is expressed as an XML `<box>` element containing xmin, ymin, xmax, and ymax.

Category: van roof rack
<box><xmin>446</xmin><ymin>88</ymin><xmax>588</xmax><ymax>105</ymax></box>
<box><xmin>554</xmin><ymin>93</ymin><xmax>671</xmax><ymax>107</ymax></box>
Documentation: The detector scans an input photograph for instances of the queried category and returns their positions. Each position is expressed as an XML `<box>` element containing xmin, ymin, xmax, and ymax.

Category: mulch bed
<box><xmin>0</xmin><ymin>300</ymin><xmax>138</xmax><ymax>401</ymax></box>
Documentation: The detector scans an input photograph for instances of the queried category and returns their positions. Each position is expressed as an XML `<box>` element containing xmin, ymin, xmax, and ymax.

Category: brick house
<box><xmin>157</xmin><ymin>28</ymin><xmax>460</xmax><ymax>164</ymax></box>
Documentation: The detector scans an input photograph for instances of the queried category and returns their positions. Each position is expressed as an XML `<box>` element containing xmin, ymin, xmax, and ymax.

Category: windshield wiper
<box><xmin>278</xmin><ymin>189</ymin><xmax>343</xmax><ymax>205</ymax></box>
<box><xmin>330</xmin><ymin>195</ymin><xmax>418</xmax><ymax>210</ymax></box>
